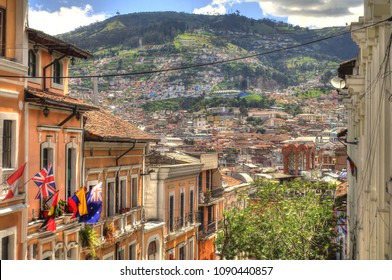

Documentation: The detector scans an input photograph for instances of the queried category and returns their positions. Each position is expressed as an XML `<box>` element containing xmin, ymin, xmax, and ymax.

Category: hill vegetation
<box><xmin>63</xmin><ymin>12</ymin><xmax>358</xmax><ymax>108</ymax></box>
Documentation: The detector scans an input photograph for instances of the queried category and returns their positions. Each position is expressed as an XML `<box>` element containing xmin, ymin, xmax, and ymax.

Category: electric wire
<box><xmin>1</xmin><ymin>17</ymin><xmax>391</xmax><ymax>80</ymax></box>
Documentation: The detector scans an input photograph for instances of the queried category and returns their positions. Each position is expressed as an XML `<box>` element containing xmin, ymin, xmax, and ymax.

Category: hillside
<box><xmin>61</xmin><ymin>12</ymin><xmax>358</xmax><ymax>115</ymax></box>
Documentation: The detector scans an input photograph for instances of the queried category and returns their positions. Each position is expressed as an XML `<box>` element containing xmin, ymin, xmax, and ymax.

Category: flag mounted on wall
<box><xmin>347</xmin><ymin>156</ymin><xmax>357</xmax><ymax>179</ymax></box>
<box><xmin>33</xmin><ymin>163</ymin><xmax>57</xmax><ymax>199</ymax></box>
<box><xmin>80</xmin><ymin>182</ymin><xmax>102</xmax><ymax>224</ymax></box>
<box><xmin>2</xmin><ymin>162</ymin><xmax>27</xmax><ymax>201</ymax></box>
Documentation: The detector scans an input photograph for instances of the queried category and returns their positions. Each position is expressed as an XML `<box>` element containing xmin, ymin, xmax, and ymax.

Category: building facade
<box><xmin>340</xmin><ymin>0</ymin><xmax>392</xmax><ymax>259</ymax></box>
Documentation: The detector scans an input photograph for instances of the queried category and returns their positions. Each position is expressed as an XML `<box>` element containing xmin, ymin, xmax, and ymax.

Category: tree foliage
<box><xmin>215</xmin><ymin>179</ymin><xmax>338</xmax><ymax>260</ymax></box>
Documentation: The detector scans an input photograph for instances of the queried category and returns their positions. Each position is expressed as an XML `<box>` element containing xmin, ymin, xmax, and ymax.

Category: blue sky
<box><xmin>28</xmin><ymin>0</ymin><xmax>364</xmax><ymax>35</ymax></box>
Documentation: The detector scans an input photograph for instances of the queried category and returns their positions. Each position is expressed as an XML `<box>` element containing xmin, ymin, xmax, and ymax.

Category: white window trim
<box><xmin>119</xmin><ymin>176</ymin><xmax>128</xmax><ymax>210</ymax></box>
<box><xmin>27</xmin><ymin>49</ymin><xmax>41</xmax><ymax>85</ymax></box>
<box><xmin>52</xmin><ymin>58</ymin><xmax>64</xmax><ymax>89</ymax></box>
<box><xmin>0</xmin><ymin>226</ymin><xmax>17</xmax><ymax>260</ymax></box>
<box><xmin>188</xmin><ymin>237</ymin><xmax>194</xmax><ymax>260</ymax></box>
<box><xmin>40</xmin><ymin>137</ymin><xmax>56</xmax><ymax>170</ymax></box>
<box><xmin>103</xmin><ymin>252</ymin><xmax>114</xmax><ymax>260</ymax></box>
<box><xmin>146</xmin><ymin>234</ymin><xmax>161</xmax><ymax>260</ymax></box>
<box><xmin>117</xmin><ymin>245</ymin><xmax>125</xmax><ymax>260</ymax></box>
<box><xmin>128</xmin><ymin>240</ymin><xmax>137</xmax><ymax>260</ymax></box>
<box><xmin>178</xmin><ymin>242</ymin><xmax>187</xmax><ymax>260</ymax></box>
<box><xmin>106</xmin><ymin>177</ymin><xmax>116</xmax><ymax>217</ymax></box>
<box><xmin>130</xmin><ymin>174</ymin><xmax>139</xmax><ymax>208</ymax></box>
<box><xmin>65</xmin><ymin>141</ymin><xmax>79</xmax><ymax>198</ymax></box>
<box><xmin>0</xmin><ymin>113</ymin><xmax>19</xmax><ymax>170</ymax></box>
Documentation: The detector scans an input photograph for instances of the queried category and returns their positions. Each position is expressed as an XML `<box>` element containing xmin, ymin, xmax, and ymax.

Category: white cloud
<box><xmin>193</xmin><ymin>3</ymin><xmax>227</xmax><ymax>16</ymax></box>
<box><xmin>28</xmin><ymin>5</ymin><xmax>107</xmax><ymax>35</ymax></box>
<box><xmin>194</xmin><ymin>0</ymin><xmax>364</xmax><ymax>28</ymax></box>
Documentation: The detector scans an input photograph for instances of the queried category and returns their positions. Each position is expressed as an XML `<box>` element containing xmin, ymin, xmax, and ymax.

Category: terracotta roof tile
<box><xmin>84</xmin><ymin>109</ymin><xmax>158</xmax><ymax>142</ymax></box>
<box><xmin>26</xmin><ymin>87</ymin><xmax>98</xmax><ymax>110</ymax></box>
<box><xmin>222</xmin><ymin>175</ymin><xmax>243</xmax><ymax>187</ymax></box>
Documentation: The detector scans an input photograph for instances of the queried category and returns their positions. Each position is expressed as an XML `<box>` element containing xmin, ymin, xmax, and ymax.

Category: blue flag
<box><xmin>80</xmin><ymin>182</ymin><xmax>102</xmax><ymax>224</ymax></box>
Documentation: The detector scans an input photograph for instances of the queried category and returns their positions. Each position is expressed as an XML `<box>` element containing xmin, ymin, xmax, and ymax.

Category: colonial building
<box><xmin>144</xmin><ymin>152</ymin><xmax>203</xmax><ymax>260</ymax></box>
<box><xmin>338</xmin><ymin>0</ymin><xmax>392</xmax><ymax>259</ymax></box>
<box><xmin>24</xmin><ymin>27</ymin><xmax>97</xmax><ymax>260</ymax></box>
<box><xmin>81</xmin><ymin>109</ymin><xmax>161</xmax><ymax>260</ymax></box>
<box><xmin>0</xmin><ymin>0</ymin><xmax>29</xmax><ymax>260</ymax></box>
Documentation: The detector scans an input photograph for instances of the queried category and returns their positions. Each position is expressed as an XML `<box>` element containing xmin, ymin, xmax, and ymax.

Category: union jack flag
<box><xmin>33</xmin><ymin>163</ymin><xmax>57</xmax><ymax>199</ymax></box>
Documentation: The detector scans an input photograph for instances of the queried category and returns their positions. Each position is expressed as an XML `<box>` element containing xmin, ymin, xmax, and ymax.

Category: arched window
<box><xmin>28</xmin><ymin>50</ymin><xmax>37</xmax><ymax>77</ymax></box>
<box><xmin>148</xmin><ymin>241</ymin><xmax>157</xmax><ymax>260</ymax></box>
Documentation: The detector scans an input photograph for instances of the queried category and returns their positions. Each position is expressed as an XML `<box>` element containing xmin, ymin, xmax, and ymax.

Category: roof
<box><xmin>25</xmin><ymin>87</ymin><xmax>98</xmax><ymax>111</ymax></box>
<box><xmin>27</xmin><ymin>27</ymin><xmax>92</xmax><ymax>59</ymax></box>
<box><xmin>84</xmin><ymin>109</ymin><xmax>158</xmax><ymax>142</ymax></box>
<box><xmin>222</xmin><ymin>175</ymin><xmax>243</xmax><ymax>187</ymax></box>
<box><xmin>162</xmin><ymin>152</ymin><xmax>200</xmax><ymax>164</ymax></box>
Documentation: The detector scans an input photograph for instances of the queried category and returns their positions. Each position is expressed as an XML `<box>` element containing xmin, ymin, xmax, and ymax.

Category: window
<box><xmin>0</xmin><ymin>8</ymin><xmax>5</xmax><ymax>57</ymax></box>
<box><xmin>117</xmin><ymin>246</ymin><xmax>125</xmax><ymax>260</ymax></box>
<box><xmin>55</xmin><ymin>248</ymin><xmax>64</xmax><ymax>260</ymax></box>
<box><xmin>189</xmin><ymin>190</ymin><xmax>194</xmax><ymax>224</ymax></box>
<box><xmin>129</xmin><ymin>243</ymin><xmax>136</xmax><ymax>260</ymax></box>
<box><xmin>198</xmin><ymin>172</ymin><xmax>202</xmax><ymax>193</ymax></box>
<box><xmin>41</xmin><ymin>139</ymin><xmax>54</xmax><ymax>169</ymax></box>
<box><xmin>131</xmin><ymin>176</ymin><xmax>138</xmax><ymax>208</ymax></box>
<box><xmin>179</xmin><ymin>245</ymin><xmax>186</xmax><ymax>260</ymax></box>
<box><xmin>0</xmin><ymin>227</ymin><xmax>16</xmax><ymax>260</ymax></box>
<box><xmin>2</xmin><ymin>120</ymin><xmax>12</xmax><ymax>168</ymax></box>
<box><xmin>107</xmin><ymin>181</ymin><xmax>116</xmax><ymax>216</ymax></box>
<box><xmin>120</xmin><ymin>178</ymin><xmax>127</xmax><ymax>210</ymax></box>
<box><xmin>180</xmin><ymin>191</ymin><xmax>185</xmax><ymax>227</ymax></box>
<box><xmin>66</xmin><ymin>143</ymin><xmax>77</xmax><ymax>198</ymax></box>
<box><xmin>53</xmin><ymin>60</ymin><xmax>63</xmax><ymax>84</ymax></box>
<box><xmin>28</xmin><ymin>50</ymin><xmax>37</xmax><ymax>77</ymax></box>
<box><xmin>169</xmin><ymin>194</ymin><xmax>174</xmax><ymax>232</ymax></box>
<box><xmin>206</xmin><ymin>170</ymin><xmax>211</xmax><ymax>189</ymax></box>
<box><xmin>147</xmin><ymin>241</ymin><xmax>157</xmax><ymax>260</ymax></box>
<box><xmin>188</xmin><ymin>238</ymin><xmax>194</xmax><ymax>260</ymax></box>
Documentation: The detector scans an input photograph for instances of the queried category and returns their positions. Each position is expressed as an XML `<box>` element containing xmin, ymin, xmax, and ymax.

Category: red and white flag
<box><xmin>2</xmin><ymin>162</ymin><xmax>27</xmax><ymax>201</ymax></box>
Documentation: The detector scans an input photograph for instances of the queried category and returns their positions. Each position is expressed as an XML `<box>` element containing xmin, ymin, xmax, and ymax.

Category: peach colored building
<box><xmin>0</xmin><ymin>0</ymin><xmax>29</xmax><ymax>260</ymax></box>
<box><xmin>81</xmin><ymin>109</ymin><xmax>162</xmax><ymax>260</ymax></box>
<box><xmin>145</xmin><ymin>152</ymin><xmax>203</xmax><ymax>260</ymax></box>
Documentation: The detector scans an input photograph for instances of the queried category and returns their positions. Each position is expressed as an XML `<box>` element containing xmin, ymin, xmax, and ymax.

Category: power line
<box><xmin>1</xmin><ymin>17</ymin><xmax>391</xmax><ymax>80</ymax></box>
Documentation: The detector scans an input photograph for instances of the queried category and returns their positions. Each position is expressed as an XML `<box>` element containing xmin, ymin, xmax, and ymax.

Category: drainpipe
<box><xmin>115</xmin><ymin>142</ymin><xmax>136</xmax><ymax>214</ymax></box>
<box><xmin>42</xmin><ymin>53</ymin><xmax>67</xmax><ymax>91</ymax></box>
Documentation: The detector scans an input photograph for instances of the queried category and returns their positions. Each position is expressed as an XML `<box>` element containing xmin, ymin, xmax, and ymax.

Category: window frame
<box><xmin>28</xmin><ymin>49</ymin><xmax>37</xmax><ymax>77</ymax></box>
<box><xmin>0</xmin><ymin>226</ymin><xmax>16</xmax><ymax>260</ymax></box>
<box><xmin>106</xmin><ymin>178</ymin><xmax>116</xmax><ymax>217</ymax></box>
<box><xmin>130</xmin><ymin>174</ymin><xmax>139</xmax><ymax>208</ymax></box>
<box><xmin>0</xmin><ymin>7</ymin><xmax>6</xmax><ymax>57</ymax></box>
<box><xmin>52</xmin><ymin>59</ymin><xmax>63</xmax><ymax>85</ymax></box>
<box><xmin>65</xmin><ymin>141</ymin><xmax>78</xmax><ymax>198</ymax></box>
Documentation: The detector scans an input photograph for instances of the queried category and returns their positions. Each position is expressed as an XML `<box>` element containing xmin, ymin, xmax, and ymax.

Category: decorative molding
<box><xmin>0</xmin><ymin>89</ymin><xmax>19</xmax><ymax>99</ymax></box>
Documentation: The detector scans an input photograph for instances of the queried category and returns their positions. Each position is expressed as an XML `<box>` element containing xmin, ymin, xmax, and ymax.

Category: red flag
<box><xmin>40</xmin><ymin>191</ymin><xmax>59</xmax><ymax>232</ymax></box>
<box><xmin>2</xmin><ymin>162</ymin><xmax>27</xmax><ymax>201</ymax></box>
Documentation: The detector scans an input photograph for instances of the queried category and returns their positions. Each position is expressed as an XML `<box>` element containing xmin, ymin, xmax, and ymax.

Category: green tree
<box><xmin>215</xmin><ymin>179</ymin><xmax>338</xmax><ymax>260</ymax></box>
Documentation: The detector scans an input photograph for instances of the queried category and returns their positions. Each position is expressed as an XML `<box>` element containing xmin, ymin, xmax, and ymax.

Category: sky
<box><xmin>28</xmin><ymin>0</ymin><xmax>365</xmax><ymax>35</ymax></box>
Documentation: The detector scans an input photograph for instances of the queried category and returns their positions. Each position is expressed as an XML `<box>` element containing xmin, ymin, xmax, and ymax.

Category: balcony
<box><xmin>166</xmin><ymin>211</ymin><xmax>200</xmax><ymax>240</ymax></box>
<box><xmin>199</xmin><ymin>220</ymin><xmax>218</xmax><ymax>240</ymax></box>
<box><xmin>199</xmin><ymin>188</ymin><xmax>225</xmax><ymax>206</ymax></box>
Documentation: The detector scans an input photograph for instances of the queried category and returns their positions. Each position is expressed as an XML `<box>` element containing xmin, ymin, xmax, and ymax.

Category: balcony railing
<box><xmin>167</xmin><ymin>211</ymin><xmax>199</xmax><ymax>234</ymax></box>
<box><xmin>199</xmin><ymin>188</ymin><xmax>225</xmax><ymax>205</ymax></box>
<box><xmin>199</xmin><ymin>220</ymin><xmax>217</xmax><ymax>238</ymax></box>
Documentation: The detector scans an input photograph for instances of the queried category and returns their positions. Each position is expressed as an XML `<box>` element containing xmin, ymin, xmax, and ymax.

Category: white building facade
<box><xmin>341</xmin><ymin>0</ymin><xmax>392</xmax><ymax>259</ymax></box>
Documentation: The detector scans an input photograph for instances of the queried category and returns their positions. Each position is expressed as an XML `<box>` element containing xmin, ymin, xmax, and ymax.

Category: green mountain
<box><xmin>61</xmin><ymin>12</ymin><xmax>357</xmax><ymax>98</ymax></box>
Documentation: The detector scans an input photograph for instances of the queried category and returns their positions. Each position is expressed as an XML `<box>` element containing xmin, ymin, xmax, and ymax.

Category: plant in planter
<box><xmin>55</xmin><ymin>199</ymin><xmax>66</xmax><ymax>217</ymax></box>
<box><xmin>103</xmin><ymin>222</ymin><xmax>115</xmax><ymax>244</ymax></box>
<box><xmin>204</xmin><ymin>189</ymin><xmax>212</xmax><ymax>203</ymax></box>
<box><xmin>80</xmin><ymin>226</ymin><xmax>99</xmax><ymax>259</ymax></box>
